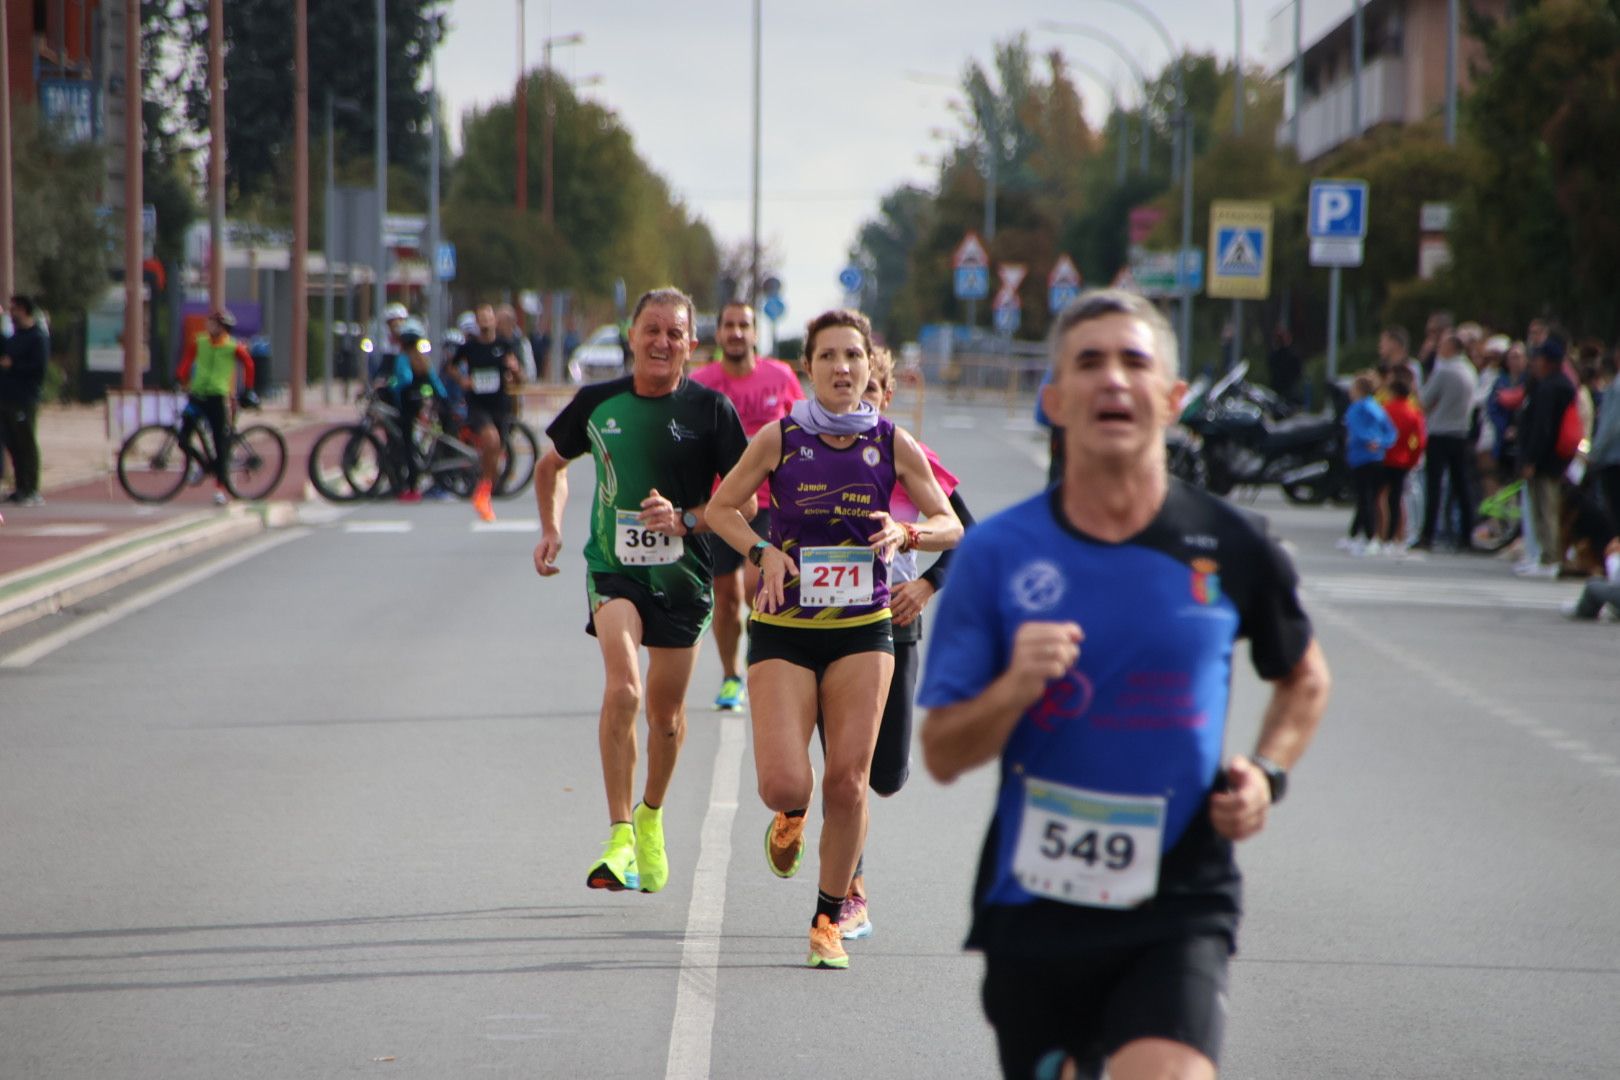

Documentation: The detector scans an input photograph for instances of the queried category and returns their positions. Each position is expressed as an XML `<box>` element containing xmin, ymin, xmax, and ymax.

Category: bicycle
<box><xmin>117</xmin><ymin>394</ymin><xmax>288</xmax><ymax>504</ymax></box>
<box><xmin>1472</xmin><ymin>479</ymin><xmax>1523</xmax><ymax>552</ymax></box>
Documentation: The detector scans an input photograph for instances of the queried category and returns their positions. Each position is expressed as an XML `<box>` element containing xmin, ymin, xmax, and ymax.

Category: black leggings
<box><xmin>1382</xmin><ymin>466</ymin><xmax>1411</xmax><ymax>542</ymax></box>
<box><xmin>187</xmin><ymin>395</ymin><xmax>231</xmax><ymax>486</ymax></box>
<box><xmin>1348</xmin><ymin>463</ymin><xmax>1383</xmax><ymax>540</ymax></box>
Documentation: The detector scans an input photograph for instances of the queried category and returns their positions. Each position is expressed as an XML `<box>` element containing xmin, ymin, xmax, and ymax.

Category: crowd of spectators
<box><xmin>1334</xmin><ymin>313</ymin><xmax>1620</xmax><ymax>615</ymax></box>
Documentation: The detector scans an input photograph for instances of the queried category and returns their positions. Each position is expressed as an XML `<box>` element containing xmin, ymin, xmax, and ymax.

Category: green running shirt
<box><xmin>546</xmin><ymin>375</ymin><xmax>748</xmax><ymax>608</ymax></box>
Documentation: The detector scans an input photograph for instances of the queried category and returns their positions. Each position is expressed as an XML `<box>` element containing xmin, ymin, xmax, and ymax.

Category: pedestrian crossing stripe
<box><xmin>1216</xmin><ymin>228</ymin><xmax>1264</xmax><ymax>277</ymax></box>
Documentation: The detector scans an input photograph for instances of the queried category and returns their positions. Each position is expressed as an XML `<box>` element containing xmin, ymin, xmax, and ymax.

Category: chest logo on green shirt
<box><xmin>602</xmin><ymin>417</ymin><xmax>621</xmax><ymax>435</ymax></box>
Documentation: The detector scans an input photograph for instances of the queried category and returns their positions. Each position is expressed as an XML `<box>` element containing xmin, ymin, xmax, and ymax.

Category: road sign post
<box><xmin>953</xmin><ymin>231</ymin><xmax>990</xmax><ymax>328</ymax></box>
<box><xmin>1047</xmin><ymin>254</ymin><xmax>1082</xmax><ymax>314</ymax></box>
<box><xmin>1309</xmin><ymin>180</ymin><xmax>1369</xmax><ymax>382</ymax></box>
<box><xmin>1209</xmin><ymin>201</ymin><xmax>1274</xmax><ymax>372</ymax></box>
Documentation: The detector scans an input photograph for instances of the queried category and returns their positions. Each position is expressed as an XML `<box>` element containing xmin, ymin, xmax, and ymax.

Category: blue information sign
<box><xmin>954</xmin><ymin>266</ymin><xmax>990</xmax><ymax>301</ymax></box>
<box><xmin>762</xmin><ymin>294</ymin><xmax>786</xmax><ymax>321</ymax></box>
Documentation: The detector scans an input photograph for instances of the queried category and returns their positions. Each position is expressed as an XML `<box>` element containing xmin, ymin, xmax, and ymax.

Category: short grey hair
<box><xmin>631</xmin><ymin>287</ymin><xmax>697</xmax><ymax>336</ymax></box>
<box><xmin>1048</xmin><ymin>288</ymin><xmax>1179</xmax><ymax>380</ymax></box>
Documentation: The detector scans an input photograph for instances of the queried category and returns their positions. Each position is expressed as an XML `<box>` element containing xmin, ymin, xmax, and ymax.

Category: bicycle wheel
<box><xmin>117</xmin><ymin>424</ymin><xmax>191</xmax><ymax>503</ymax></box>
<box><xmin>225</xmin><ymin>425</ymin><xmax>289</xmax><ymax>500</ymax></box>
<box><xmin>495</xmin><ymin>421</ymin><xmax>540</xmax><ymax>499</ymax></box>
<box><xmin>308</xmin><ymin>426</ymin><xmax>383</xmax><ymax>502</ymax></box>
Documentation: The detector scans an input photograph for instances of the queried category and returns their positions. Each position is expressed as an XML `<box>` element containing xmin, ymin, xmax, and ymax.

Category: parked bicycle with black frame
<box><xmin>116</xmin><ymin>392</ymin><xmax>288</xmax><ymax>504</ymax></box>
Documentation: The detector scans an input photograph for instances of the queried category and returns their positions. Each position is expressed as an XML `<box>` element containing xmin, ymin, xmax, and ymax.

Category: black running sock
<box><xmin>785</xmin><ymin>808</ymin><xmax>806</xmax><ymax>819</ymax></box>
<box><xmin>814</xmin><ymin>890</ymin><xmax>844</xmax><ymax>927</ymax></box>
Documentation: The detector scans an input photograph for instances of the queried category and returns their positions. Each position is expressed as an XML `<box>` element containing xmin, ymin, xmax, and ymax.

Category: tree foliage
<box><xmin>11</xmin><ymin>112</ymin><xmax>115</xmax><ymax>323</ymax></box>
<box><xmin>1451</xmin><ymin>0</ymin><xmax>1620</xmax><ymax>337</ymax></box>
<box><xmin>150</xmin><ymin>0</ymin><xmax>446</xmax><ymax>206</ymax></box>
<box><xmin>444</xmin><ymin>72</ymin><xmax>719</xmax><ymax>314</ymax></box>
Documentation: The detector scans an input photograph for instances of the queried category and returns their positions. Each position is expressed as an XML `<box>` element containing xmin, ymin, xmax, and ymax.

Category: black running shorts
<box><xmin>586</xmin><ymin>573</ymin><xmax>710</xmax><ymax>650</ymax></box>
<box><xmin>708</xmin><ymin>510</ymin><xmax>771</xmax><ymax>577</ymax></box>
<box><xmin>746</xmin><ymin>618</ymin><xmax>893</xmax><ymax>677</ymax></box>
<box><xmin>980</xmin><ymin>932</ymin><xmax>1230</xmax><ymax>1078</ymax></box>
<box><xmin>465</xmin><ymin>392</ymin><xmax>510</xmax><ymax>434</ymax></box>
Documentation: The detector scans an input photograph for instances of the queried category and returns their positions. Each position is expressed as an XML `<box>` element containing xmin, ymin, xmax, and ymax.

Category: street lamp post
<box><xmin>208</xmin><ymin>0</ymin><xmax>225</xmax><ymax>309</ymax></box>
<box><xmin>540</xmin><ymin>27</ymin><xmax>583</xmax><ymax>378</ymax></box>
<box><xmin>373</xmin><ymin>0</ymin><xmax>387</xmax><ymax>336</ymax></box>
<box><xmin>750</xmin><ymin>0</ymin><xmax>762</xmax><ymax>301</ymax></box>
<box><xmin>1087</xmin><ymin>0</ymin><xmax>1194</xmax><ymax>373</ymax></box>
<box><xmin>291</xmin><ymin>0</ymin><xmax>308</xmax><ymax>411</ymax></box>
<box><xmin>516</xmin><ymin>0</ymin><xmax>527</xmax><ymax>212</ymax></box>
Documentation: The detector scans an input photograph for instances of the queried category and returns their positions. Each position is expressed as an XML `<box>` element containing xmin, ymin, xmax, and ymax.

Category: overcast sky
<box><xmin>436</xmin><ymin>0</ymin><xmax>1277</xmax><ymax>329</ymax></box>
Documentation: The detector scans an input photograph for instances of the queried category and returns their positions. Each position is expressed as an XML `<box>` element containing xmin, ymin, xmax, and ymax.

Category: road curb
<box><xmin>0</xmin><ymin>503</ymin><xmax>293</xmax><ymax>636</ymax></box>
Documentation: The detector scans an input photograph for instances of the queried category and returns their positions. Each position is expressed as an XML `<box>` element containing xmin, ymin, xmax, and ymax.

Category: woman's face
<box><xmin>806</xmin><ymin>326</ymin><xmax>871</xmax><ymax>413</ymax></box>
<box><xmin>861</xmin><ymin>372</ymin><xmax>893</xmax><ymax>411</ymax></box>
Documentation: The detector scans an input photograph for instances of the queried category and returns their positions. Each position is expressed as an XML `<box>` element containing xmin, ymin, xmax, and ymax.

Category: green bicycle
<box><xmin>1472</xmin><ymin>479</ymin><xmax>1523</xmax><ymax>553</ymax></box>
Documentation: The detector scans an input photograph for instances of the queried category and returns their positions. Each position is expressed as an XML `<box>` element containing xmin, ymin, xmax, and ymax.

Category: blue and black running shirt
<box><xmin>919</xmin><ymin>480</ymin><xmax>1312</xmax><ymax>949</ymax></box>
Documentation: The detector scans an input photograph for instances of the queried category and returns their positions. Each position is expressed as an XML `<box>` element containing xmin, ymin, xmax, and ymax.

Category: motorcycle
<box><xmin>1181</xmin><ymin>361</ymin><xmax>1347</xmax><ymax>504</ymax></box>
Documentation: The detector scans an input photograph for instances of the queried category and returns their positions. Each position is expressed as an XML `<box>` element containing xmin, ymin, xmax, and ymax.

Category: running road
<box><xmin>2</xmin><ymin>399</ymin><xmax>1616</xmax><ymax>1078</ymax></box>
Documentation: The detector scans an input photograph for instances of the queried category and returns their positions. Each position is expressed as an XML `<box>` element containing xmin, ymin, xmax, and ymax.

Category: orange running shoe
<box><xmin>807</xmin><ymin>914</ymin><xmax>848</xmax><ymax>969</ymax></box>
<box><xmin>472</xmin><ymin>480</ymin><xmax>495</xmax><ymax>523</ymax></box>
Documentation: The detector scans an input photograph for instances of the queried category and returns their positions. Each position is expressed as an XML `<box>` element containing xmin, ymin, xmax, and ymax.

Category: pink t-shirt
<box><xmin>690</xmin><ymin>357</ymin><xmax>805</xmax><ymax>507</ymax></box>
<box><xmin>890</xmin><ymin>440</ymin><xmax>958</xmax><ymax>523</ymax></box>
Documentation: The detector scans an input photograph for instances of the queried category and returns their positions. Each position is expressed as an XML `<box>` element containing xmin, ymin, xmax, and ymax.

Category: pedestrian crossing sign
<box><xmin>1207</xmin><ymin>201</ymin><xmax>1274</xmax><ymax>300</ymax></box>
<box><xmin>1216</xmin><ymin>229</ymin><xmax>1263</xmax><ymax>276</ymax></box>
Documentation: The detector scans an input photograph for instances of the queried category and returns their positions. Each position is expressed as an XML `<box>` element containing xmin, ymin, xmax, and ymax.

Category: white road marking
<box><xmin>1310</xmin><ymin>604</ymin><xmax>1618</xmax><ymax>781</ymax></box>
<box><xmin>941</xmin><ymin>414</ymin><xmax>977</xmax><ymax>430</ymax></box>
<box><xmin>1</xmin><ymin>529</ymin><xmax>310</xmax><ymax>669</ymax></box>
<box><xmin>1302</xmin><ymin>573</ymin><xmax>1570</xmax><ymax>611</ymax></box>
<box><xmin>471</xmin><ymin>520</ymin><xmax>538</xmax><ymax>533</ymax></box>
<box><xmin>10</xmin><ymin>524</ymin><xmax>110</xmax><ymax>538</ymax></box>
<box><xmin>343</xmin><ymin>521</ymin><xmax>413</xmax><ymax>534</ymax></box>
<box><xmin>664</xmin><ymin>713</ymin><xmax>746</xmax><ymax>1080</ymax></box>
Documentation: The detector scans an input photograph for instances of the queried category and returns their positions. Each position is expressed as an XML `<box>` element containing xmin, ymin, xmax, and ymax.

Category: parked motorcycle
<box><xmin>1180</xmin><ymin>361</ymin><xmax>1347</xmax><ymax>504</ymax></box>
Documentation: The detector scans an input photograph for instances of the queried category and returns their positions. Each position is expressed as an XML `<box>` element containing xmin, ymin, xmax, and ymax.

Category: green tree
<box><xmin>445</xmin><ymin>71</ymin><xmax>718</xmax><ymax>311</ymax></box>
<box><xmin>152</xmin><ymin>0</ymin><xmax>445</xmax><ymax>205</ymax></box>
<box><xmin>849</xmin><ymin>185</ymin><xmax>934</xmax><ymax>341</ymax></box>
<box><xmin>1452</xmin><ymin>0</ymin><xmax>1620</xmax><ymax>336</ymax></box>
<box><xmin>11</xmin><ymin>111</ymin><xmax>114</xmax><ymax>327</ymax></box>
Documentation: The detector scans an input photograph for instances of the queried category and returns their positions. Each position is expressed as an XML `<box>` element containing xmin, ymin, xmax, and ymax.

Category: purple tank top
<box><xmin>756</xmin><ymin>415</ymin><xmax>897</xmax><ymax>628</ymax></box>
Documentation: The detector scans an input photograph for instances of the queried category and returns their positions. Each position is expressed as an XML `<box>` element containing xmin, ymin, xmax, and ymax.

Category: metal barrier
<box><xmin>105</xmin><ymin>390</ymin><xmax>185</xmax><ymax>445</ymax></box>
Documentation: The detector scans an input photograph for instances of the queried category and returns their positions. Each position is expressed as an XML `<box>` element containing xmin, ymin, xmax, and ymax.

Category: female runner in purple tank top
<box><xmin>708</xmin><ymin>309</ymin><xmax>962</xmax><ymax>970</ymax></box>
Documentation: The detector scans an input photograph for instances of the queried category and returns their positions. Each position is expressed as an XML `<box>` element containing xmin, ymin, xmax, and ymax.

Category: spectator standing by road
<box><xmin>1589</xmin><ymin>352</ymin><xmax>1620</xmax><ymax>536</ymax></box>
<box><xmin>1266</xmin><ymin>324</ymin><xmax>1302</xmax><ymax>408</ymax></box>
<box><xmin>0</xmin><ymin>295</ymin><xmax>48</xmax><ymax>506</ymax></box>
<box><xmin>918</xmin><ymin>289</ymin><xmax>1330</xmax><ymax>1077</ymax></box>
<box><xmin>1379</xmin><ymin>371</ymin><xmax>1426</xmax><ymax>549</ymax></box>
<box><xmin>1517</xmin><ymin>339</ymin><xmax>1577</xmax><ymax>578</ymax></box>
<box><xmin>1414</xmin><ymin>331</ymin><xmax>1479</xmax><ymax>552</ymax></box>
<box><xmin>1342</xmin><ymin>372</ymin><xmax>1397</xmax><ymax>555</ymax></box>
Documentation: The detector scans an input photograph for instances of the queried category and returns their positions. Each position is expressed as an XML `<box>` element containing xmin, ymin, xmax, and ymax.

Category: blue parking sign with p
<box><xmin>1309</xmin><ymin>180</ymin><xmax>1368</xmax><ymax>239</ymax></box>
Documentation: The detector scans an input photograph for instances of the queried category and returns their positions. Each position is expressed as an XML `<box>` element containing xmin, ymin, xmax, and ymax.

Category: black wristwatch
<box><xmin>681</xmin><ymin>510</ymin><xmax>700</xmax><ymax>535</ymax></box>
<box><xmin>748</xmin><ymin>540</ymin><xmax>770</xmax><ymax>567</ymax></box>
<box><xmin>1251</xmin><ymin>755</ymin><xmax>1288</xmax><ymax>805</ymax></box>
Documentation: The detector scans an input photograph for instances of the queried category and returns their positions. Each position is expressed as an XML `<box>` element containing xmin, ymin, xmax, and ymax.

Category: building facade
<box><xmin>1268</xmin><ymin>0</ymin><xmax>1507</xmax><ymax>162</ymax></box>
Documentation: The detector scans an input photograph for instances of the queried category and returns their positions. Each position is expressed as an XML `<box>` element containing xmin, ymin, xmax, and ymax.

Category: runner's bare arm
<box><xmin>921</xmin><ymin>621</ymin><xmax>1084</xmax><ymax>784</ymax></box>
<box><xmin>710</xmin><ymin>425</ymin><xmax>793</xmax><ymax>610</ymax></box>
<box><xmin>1210</xmin><ymin>639</ymin><xmax>1330</xmax><ymax>841</ymax></box>
<box><xmin>891</xmin><ymin>427</ymin><xmax>962</xmax><ymax>552</ymax></box>
<box><xmin>532</xmin><ymin>448</ymin><xmax>571</xmax><ymax>578</ymax></box>
<box><xmin>639</xmin><ymin>487</ymin><xmax>757</xmax><ymax>536</ymax></box>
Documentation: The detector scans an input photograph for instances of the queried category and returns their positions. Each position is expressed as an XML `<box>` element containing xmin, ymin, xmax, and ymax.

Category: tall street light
<box><xmin>123</xmin><ymin>0</ymin><xmax>142</xmax><ymax>391</ymax></box>
<box><xmin>373</xmin><ymin>0</ymin><xmax>387</xmax><ymax>334</ymax></box>
<box><xmin>750</xmin><ymin>0</ymin><xmax>762</xmax><ymax>301</ymax></box>
<box><xmin>209</xmin><ymin>0</ymin><xmax>225</xmax><ymax>309</ymax></box>
<box><xmin>291</xmin><ymin>0</ymin><xmax>308</xmax><ymax>411</ymax></box>
<box><xmin>1087</xmin><ymin>0</ymin><xmax>1193</xmax><ymax>373</ymax></box>
<box><xmin>0</xmin><ymin>1</ymin><xmax>13</xmax><ymax>304</ymax></box>
<box><xmin>516</xmin><ymin>0</ymin><xmax>528</xmax><ymax>212</ymax></box>
<box><xmin>323</xmin><ymin>93</ymin><xmax>363</xmax><ymax>405</ymax></box>
<box><xmin>540</xmin><ymin>30</ymin><xmax>585</xmax><ymax>227</ymax></box>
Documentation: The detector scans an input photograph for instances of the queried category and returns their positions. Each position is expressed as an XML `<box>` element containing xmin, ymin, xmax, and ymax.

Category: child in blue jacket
<box><xmin>1344</xmin><ymin>371</ymin><xmax>1398</xmax><ymax>553</ymax></box>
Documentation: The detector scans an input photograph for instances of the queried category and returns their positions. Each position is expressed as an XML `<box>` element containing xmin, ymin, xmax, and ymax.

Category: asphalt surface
<box><xmin>2</xmin><ymin>398</ymin><xmax>1617</xmax><ymax>1078</ymax></box>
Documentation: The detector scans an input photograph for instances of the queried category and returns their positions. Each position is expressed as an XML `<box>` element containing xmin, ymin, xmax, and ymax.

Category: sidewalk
<box><xmin>0</xmin><ymin>386</ymin><xmax>571</xmax><ymax>634</ymax></box>
<box><xmin>0</xmin><ymin>394</ymin><xmax>348</xmax><ymax>633</ymax></box>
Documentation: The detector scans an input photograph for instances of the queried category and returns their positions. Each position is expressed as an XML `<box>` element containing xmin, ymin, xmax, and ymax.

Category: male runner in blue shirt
<box><xmin>920</xmin><ymin>289</ymin><xmax>1331</xmax><ymax>1080</ymax></box>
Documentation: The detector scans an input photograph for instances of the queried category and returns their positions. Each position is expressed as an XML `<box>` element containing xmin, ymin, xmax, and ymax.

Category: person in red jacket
<box><xmin>1379</xmin><ymin>370</ymin><xmax>1427</xmax><ymax>548</ymax></box>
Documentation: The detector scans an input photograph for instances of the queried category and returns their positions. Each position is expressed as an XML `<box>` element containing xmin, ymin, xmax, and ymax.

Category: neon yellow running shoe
<box><xmin>807</xmin><ymin>914</ymin><xmax>849</xmax><ymax>969</ymax></box>
<box><xmin>633</xmin><ymin>802</ymin><xmax>668</xmax><ymax>894</ymax></box>
<box><xmin>586</xmin><ymin>822</ymin><xmax>639</xmax><ymax>892</ymax></box>
<box><xmin>765</xmin><ymin>812</ymin><xmax>807</xmax><ymax>878</ymax></box>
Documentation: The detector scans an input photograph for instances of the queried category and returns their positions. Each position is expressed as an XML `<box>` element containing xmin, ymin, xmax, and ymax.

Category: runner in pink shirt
<box><xmin>689</xmin><ymin>301</ymin><xmax>805</xmax><ymax>710</ymax></box>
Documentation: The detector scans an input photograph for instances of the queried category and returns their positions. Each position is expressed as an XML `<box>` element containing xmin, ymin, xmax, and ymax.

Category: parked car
<box><xmin>568</xmin><ymin>325</ymin><xmax>628</xmax><ymax>383</ymax></box>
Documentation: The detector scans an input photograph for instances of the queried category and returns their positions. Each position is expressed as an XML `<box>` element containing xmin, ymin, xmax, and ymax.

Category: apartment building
<box><xmin>1268</xmin><ymin>0</ymin><xmax>1506</xmax><ymax>161</ymax></box>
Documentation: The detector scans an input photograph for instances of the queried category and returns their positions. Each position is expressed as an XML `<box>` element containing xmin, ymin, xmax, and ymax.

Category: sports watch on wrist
<box><xmin>1251</xmin><ymin>755</ymin><xmax>1288</xmax><ymax>804</ymax></box>
<box><xmin>681</xmin><ymin>510</ymin><xmax>700</xmax><ymax>535</ymax></box>
<box><xmin>748</xmin><ymin>540</ymin><xmax>770</xmax><ymax>566</ymax></box>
